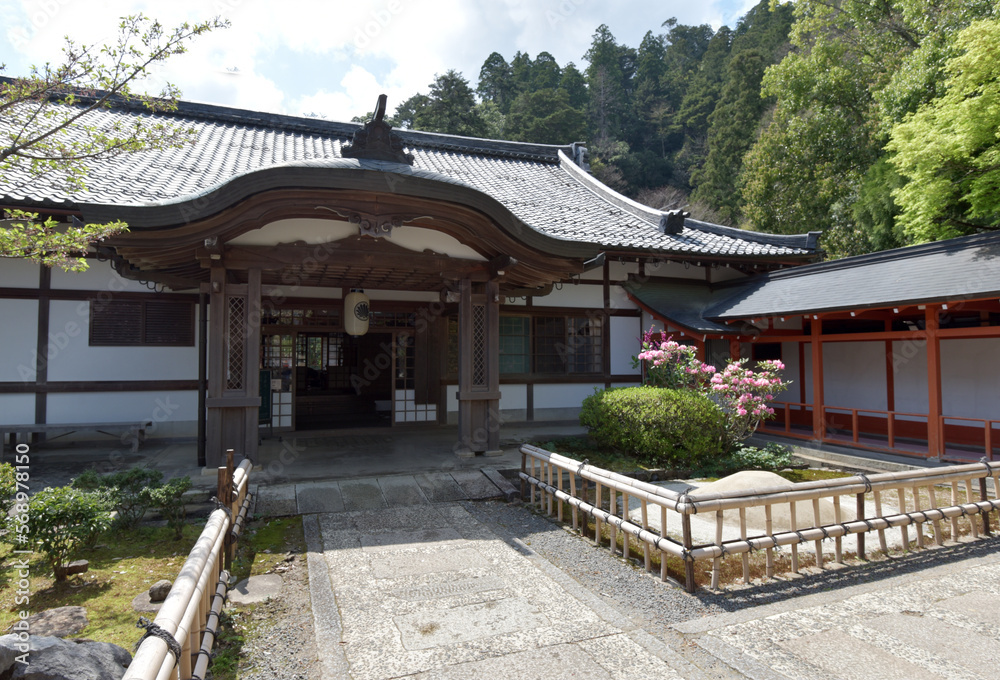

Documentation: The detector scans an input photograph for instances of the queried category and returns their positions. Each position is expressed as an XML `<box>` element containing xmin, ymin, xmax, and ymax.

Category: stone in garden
<box><xmin>0</xmin><ymin>634</ymin><xmax>131</xmax><ymax>680</ymax></box>
<box><xmin>64</xmin><ymin>560</ymin><xmax>89</xmax><ymax>575</ymax></box>
<box><xmin>695</xmin><ymin>470</ymin><xmax>838</xmax><ymax>531</ymax></box>
<box><xmin>148</xmin><ymin>579</ymin><xmax>172</xmax><ymax>602</ymax></box>
<box><xmin>8</xmin><ymin>607</ymin><xmax>88</xmax><ymax>638</ymax></box>
<box><xmin>228</xmin><ymin>574</ymin><xmax>283</xmax><ymax>605</ymax></box>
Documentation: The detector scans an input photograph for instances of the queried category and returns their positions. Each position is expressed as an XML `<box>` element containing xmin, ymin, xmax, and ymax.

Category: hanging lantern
<box><xmin>344</xmin><ymin>288</ymin><xmax>370</xmax><ymax>336</ymax></box>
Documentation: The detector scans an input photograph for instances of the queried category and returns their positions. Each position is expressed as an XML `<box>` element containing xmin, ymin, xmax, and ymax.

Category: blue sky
<box><xmin>0</xmin><ymin>0</ymin><xmax>760</xmax><ymax>122</ymax></box>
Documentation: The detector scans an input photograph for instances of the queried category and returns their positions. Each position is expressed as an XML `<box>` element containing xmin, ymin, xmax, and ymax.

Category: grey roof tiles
<box><xmin>0</xmin><ymin>95</ymin><xmax>816</xmax><ymax>259</ymax></box>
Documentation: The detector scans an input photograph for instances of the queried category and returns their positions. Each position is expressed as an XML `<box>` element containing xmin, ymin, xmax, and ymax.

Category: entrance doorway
<box><xmin>293</xmin><ymin>332</ymin><xmax>393</xmax><ymax>430</ymax></box>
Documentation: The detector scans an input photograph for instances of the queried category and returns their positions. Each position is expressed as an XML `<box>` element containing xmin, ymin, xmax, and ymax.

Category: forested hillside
<box><xmin>390</xmin><ymin>1</ymin><xmax>1000</xmax><ymax>257</ymax></box>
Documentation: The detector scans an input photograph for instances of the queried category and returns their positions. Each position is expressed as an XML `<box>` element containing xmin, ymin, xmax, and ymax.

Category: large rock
<box><xmin>694</xmin><ymin>470</ymin><xmax>840</xmax><ymax>531</ymax></box>
<box><xmin>6</xmin><ymin>607</ymin><xmax>88</xmax><ymax>638</ymax></box>
<box><xmin>0</xmin><ymin>635</ymin><xmax>131</xmax><ymax>680</ymax></box>
<box><xmin>148</xmin><ymin>580</ymin><xmax>172</xmax><ymax>603</ymax></box>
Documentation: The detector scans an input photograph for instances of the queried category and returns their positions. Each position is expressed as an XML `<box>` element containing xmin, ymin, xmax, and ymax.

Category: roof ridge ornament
<box><xmin>342</xmin><ymin>94</ymin><xmax>414</xmax><ymax>166</ymax></box>
<box><xmin>660</xmin><ymin>209</ymin><xmax>690</xmax><ymax>235</ymax></box>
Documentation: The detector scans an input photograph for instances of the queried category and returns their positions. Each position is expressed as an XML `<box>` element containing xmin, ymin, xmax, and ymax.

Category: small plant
<box><xmin>699</xmin><ymin>442</ymin><xmax>794</xmax><ymax>477</ymax></box>
<box><xmin>73</xmin><ymin>466</ymin><xmax>163</xmax><ymax>529</ymax></box>
<box><xmin>26</xmin><ymin>486</ymin><xmax>113</xmax><ymax>581</ymax></box>
<box><xmin>148</xmin><ymin>476</ymin><xmax>192</xmax><ymax>540</ymax></box>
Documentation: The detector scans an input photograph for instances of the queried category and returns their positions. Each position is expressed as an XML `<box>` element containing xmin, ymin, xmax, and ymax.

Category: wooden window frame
<box><xmin>89</xmin><ymin>300</ymin><xmax>196</xmax><ymax>347</ymax></box>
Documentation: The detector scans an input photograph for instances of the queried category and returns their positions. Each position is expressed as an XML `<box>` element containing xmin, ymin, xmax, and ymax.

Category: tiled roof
<box><xmin>622</xmin><ymin>278</ymin><xmax>740</xmax><ymax>335</ymax></box>
<box><xmin>707</xmin><ymin>232</ymin><xmax>1000</xmax><ymax>318</ymax></box>
<box><xmin>0</xmin><ymin>94</ymin><xmax>818</xmax><ymax>259</ymax></box>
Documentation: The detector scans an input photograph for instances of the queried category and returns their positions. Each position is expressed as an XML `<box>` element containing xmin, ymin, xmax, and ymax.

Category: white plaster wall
<box><xmin>610</xmin><ymin>316</ymin><xmax>642</xmax><ymax>375</ymax></box>
<box><xmin>534</xmin><ymin>383</ymin><xmax>602</xmax><ymax>410</ymax></box>
<box><xmin>46</xmin><ymin>300</ymin><xmax>200</xmax><ymax>382</ymax></box>
<box><xmin>50</xmin><ymin>260</ymin><xmax>153</xmax><ymax>292</ymax></box>
<box><xmin>607</xmin><ymin>261</ymin><xmax>639</xmax><ymax>280</ymax></box>
<box><xmin>641</xmin><ymin>313</ymin><xmax>664</xmax><ymax>335</ymax></box>
<box><xmin>780</xmin><ymin>342</ymin><xmax>801</xmax><ymax>402</ymax></box>
<box><xmin>47</xmin><ymin>391</ymin><xmax>198</xmax><ymax>429</ymax></box>
<box><xmin>608</xmin><ymin>285</ymin><xmax>638</xmax><ymax>311</ymax></box>
<box><xmin>891</xmin><ymin>339</ymin><xmax>928</xmax><ymax>414</ymax></box>
<box><xmin>941</xmin><ymin>338</ymin><xmax>1000</xmax><ymax>419</ymax></box>
<box><xmin>0</xmin><ymin>299</ymin><xmax>39</xmax><ymax>381</ymax></box>
<box><xmin>532</xmin><ymin>284</ymin><xmax>602</xmax><ymax>308</ymax></box>
<box><xmin>802</xmin><ymin>344</ymin><xmax>813</xmax><ymax>405</ymax></box>
<box><xmin>0</xmin><ymin>259</ymin><xmax>39</xmax><ymax>287</ymax></box>
<box><xmin>501</xmin><ymin>297</ymin><xmax>528</xmax><ymax>307</ymax></box>
<box><xmin>709</xmin><ymin>267</ymin><xmax>749</xmax><ymax>283</ymax></box>
<box><xmin>367</xmin><ymin>290</ymin><xmax>440</xmax><ymax>303</ymax></box>
<box><xmin>0</xmin><ymin>394</ymin><xmax>34</xmax><ymax>424</ymax></box>
<box><xmin>263</xmin><ymin>285</ymin><xmax>342</xmax><ymax>301</ymax></box>
<box><xmin>389</xmin><ymin>226</ymin><xmax>486</xmax><ymax>260</ymax></box>
<box><xmin>446</xmin><ymin>384</ymin><xmax>459</xmax><ymax>413</ymax></box>
<box><xmin>229</xmin><ymin>218</ymin><xmax>354</xmax><ymax>245</ymax></box>
<box><xmin>500</xmin><ymin>384</ymin><xmax>527</xmax><ymax>410</ymax></box>
<box><xmin>822</xmin><ymin>342</ymin><xmax>887</xmax><ymax>411</ymax></box>
<box><xmin>642</xmin><ymin>260</ymin><xmax>705</xmax><ymax>280</ymax></box>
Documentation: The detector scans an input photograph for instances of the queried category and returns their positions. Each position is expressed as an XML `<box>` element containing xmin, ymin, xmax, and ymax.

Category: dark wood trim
<box><xmin>526</xmin><ymin>383</ymin><xmax>534</xmax><ymax>421</ymax></box>
<box><xmin>0</xmin><ymin>380</ymin><xmax>199</xmax><ymax>394</ymax></box>
<box><xmin>603</xmin><ymin>260</ymin><xmax>612</xmax><ymax>388</ymax></box>
<box><xmin>498</xmin><ymin>306</ymin><xmax>640</xmax><ymax>318</ymax></box>
<box><xmin>0</xmin><ymin>287</ymin><xmax>199</xmax><ymax>302</ymax></box>
<box><xmin>35</xmin><ymin>266</ymin><xmax>50</xmax><ymax>430</ymax></box>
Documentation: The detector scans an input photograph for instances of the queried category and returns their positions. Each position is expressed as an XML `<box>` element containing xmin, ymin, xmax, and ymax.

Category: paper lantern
<box><xmin>344</xmin><ymin>288</ymin><xmax>370</xmax><ymax>336</ymax></box>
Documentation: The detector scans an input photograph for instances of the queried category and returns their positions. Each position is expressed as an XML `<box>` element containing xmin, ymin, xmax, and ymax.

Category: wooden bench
<box><xmin>1</xmin><ymin>421</ymin><xmax>154</xmax><ymax>454</ymax></box>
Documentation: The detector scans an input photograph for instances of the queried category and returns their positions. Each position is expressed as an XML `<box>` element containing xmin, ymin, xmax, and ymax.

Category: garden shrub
<box><xmin>580</xmin><ymin>386</ymin><xmax>727</xmax><ymax>470</ymax></box>
<box><xmin>73</xmin><ymin>466</ymin><xmax>163</xmax><ymax>528</ymax></box>
<box><xmin>148</xmin><ymin>476</ymin><xmax>192</xmax><ymax>539</ymax></box>
<box><xmin>27</xmin><ymin>486</ymin><xmax>113</xmax><ymax>580</ymax></box>
<box><xmin>700</xmin><ymin>442</ymin><xmax>794</xmax><ymax>477</ymax></box>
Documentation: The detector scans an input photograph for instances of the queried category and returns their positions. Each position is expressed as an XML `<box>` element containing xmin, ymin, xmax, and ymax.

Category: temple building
<box><xmin>2</xmin><ymin>92</ymin><xmax>997</xmax><ymax>466</ymax></box>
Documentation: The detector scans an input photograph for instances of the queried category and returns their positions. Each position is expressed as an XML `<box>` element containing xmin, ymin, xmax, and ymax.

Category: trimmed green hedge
<box><xmin>579</xmin><ymin>386</ymin><xmax>727</xmax><ymax>469</ymax></box>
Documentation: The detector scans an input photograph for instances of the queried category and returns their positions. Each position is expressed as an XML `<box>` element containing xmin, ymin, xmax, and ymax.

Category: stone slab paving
<box><xmin>675</xmin><ymin>551</ymin><xmax>1000</xmax><ymax>680</ymax></box>
<box><xmin>310</xmin><ymin>502</ymin><xmax>685</xmax><ymax>680</ymax></box>
<box><xmin>413</xmin><ymin>472</ymin><xmax>467</xmax><ymax>503</ymax></box>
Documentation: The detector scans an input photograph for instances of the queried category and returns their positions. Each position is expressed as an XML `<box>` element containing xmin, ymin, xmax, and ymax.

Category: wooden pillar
<box><xmin>729</xmin><ymin>338</ymin><xmax>740</xmax><ymax>362</ymax></box>
<box><xmin>798</xmin><ymin>342</ymin><xmax>807</xmax><ymax>404</ymax></box>
<box><xmin>926</xmin><ymin>306</ymin><xmax>943</xmax><ymax>458</ymax></box>
<box><xmin>884</xmin><ymin>320</ymin><xmax>895</xmax><ymax>412</ymax></box>
<box><xmin>206</xmin><ymin>267</ymin><xmax>262</xmax><ymax>467</ymax></box>
<box><xmin>457</xmin><ymin>278</ymin><xmax>501</xmax><ymax>457</ymax></box>
<box><xmin>811</xmin><ymin>317</ymin><xmax>825</xmax><ymax>441</ymax></box>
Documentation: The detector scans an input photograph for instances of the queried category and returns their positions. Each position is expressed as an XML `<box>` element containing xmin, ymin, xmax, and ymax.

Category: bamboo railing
<box><xmin>123</xmin><ymin>450</ymin><xmax>253</xmax><ymax>680</ymax></box>
<box><xmin>519</xmin><ymin>444</ymin><xmax>1000</xmax><ymax>592</ymax></box>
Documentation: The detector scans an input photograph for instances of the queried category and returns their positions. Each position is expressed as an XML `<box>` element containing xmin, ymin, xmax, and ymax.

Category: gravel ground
<box><xmin>225</xmin><ymin>550</ymin><xmax>321</xmax><ymax>680</ymax></box>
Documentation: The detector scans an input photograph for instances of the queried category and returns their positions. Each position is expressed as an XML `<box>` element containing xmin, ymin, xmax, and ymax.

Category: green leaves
<box><xmin>0</xmin><ymin>13</ymin><xmax>226</xmax><ymax>270</ymax></box>
<box><xmin>26</xmin><ymin>486</ymin><xmax>114</xmax><ymax>580</ymax></box>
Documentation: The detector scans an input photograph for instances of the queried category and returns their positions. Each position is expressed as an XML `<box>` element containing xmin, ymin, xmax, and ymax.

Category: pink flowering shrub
<box><xmin>634</xmin><ymin>327</ymin><xmax>789</xmax><ymax>449</ymax></box>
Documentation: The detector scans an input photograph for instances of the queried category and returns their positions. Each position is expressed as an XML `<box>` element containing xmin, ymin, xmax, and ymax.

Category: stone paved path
<box><xmin>304</xmin><ymin>503</ymin><xmax>687</xmax><ymax>680</ymax></box>
<box><xmin>675</xmin><ymin>549</ymin><xmax>1000</xmax><ymax>679</ymax></box>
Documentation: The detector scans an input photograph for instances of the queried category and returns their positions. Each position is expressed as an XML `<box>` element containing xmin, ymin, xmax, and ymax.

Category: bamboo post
<box><xmin>739</xmin><ymin>507</ymin><xmax>750</xmax><ymax>583</ymax></box>
<box><xmin>789</xmin><ymin>501</ymin><xmax>799</xmax><ymax>574</ymax></box>
<box><xmin>765</xmin><ymin>504</ymin><xmax>774</xmax><ymax>580</ymax></box>
<box><xmin>556</xmin><ymin>465</ymin><xmax>564</xmax><ymax>522</ymax></box>
<box><xmin>594</xmin><ymin>482</ymin><xmax>603</xmax><ymax>545</ymax></box>
<box><xmin>521</xmin><ymin>451</ymin><xmax>534</xmax><ymax>502</ymax></box>
<box><xmin>949</xmin><ymin>481</ymin><xmax>960</xmax><ymax>542</ymax></box>
<box><xmin>608</xmin><ymin>488</ymin><xmax>617</xmax><ymax>555</ymax></box>
<box><xmin>641</xmin><ymin>500</ymin><xmax>651</xmax><ymax>572</ymax></box>
<box><xmin>546</xmin><ymin>462</ymin><xmax>554</xmax><ymax>516</ymax></box>
<box><xmin>832</xmin><ymin>495</ymin><xmax>843</xmax><ymax>563</ymax></box>
<box><xmin>570</xmin><ymin>470</ymin><xmax>578</xmax><ymax>531</ymax></box>
<box><xmin>926</xmin><ymin>485</ymin><xmax>943</xmax><ymax>546</ymax></box>
<box><xmin>897</xmin><ymin>487</ymin><xmax>911</xmax><ymax>550</ymax></box>
<box><xmin>529</xmin><ymin>457</ymin><xmax>536</xmax><ymax>506</ymax></box>
<box><xmin>980</xmin><ymin>476</ymin><xmax>992</xmax><ymax>536</ymax></box>
<box><xmin>682</xmin><ymin>512</ymin><xmax>695</xmax><ymax>593</ymax></box>
<box><xmin>660</xmin><ymin>504</ymin><xmax>668</xmax><ymax>582</ymax></box>
<box><xmin>873</xmin><ymin>489</ymin><xmax>889</xmax><ymax>554</ymax></box>
<box><xmin>856</xmin><ymin>492</ymin><xmax>866</xmax><ymax>561</ymax></box>
<box><xmin>912</xmin><ymin>484</ymin><xmax>925</xmax><ymax>548</ymax></box>
<box><xmin>711</xmin><ymin>508</ymin><xmax>724</xmax><ymax>590</ymax></box>
<box><xmin>812</xmin><ymin>497</ymin><xmax>824</xmax><ymax>569</ymax></box>
<box><xmin>622</xmin><ymin>491</ymin><xmax>631</xmax><ymax>558</ymax></box>
<box><xmin>965</xmin><ymin>478</ymin><xmax>979</xmax><ymax>539</ymax></box>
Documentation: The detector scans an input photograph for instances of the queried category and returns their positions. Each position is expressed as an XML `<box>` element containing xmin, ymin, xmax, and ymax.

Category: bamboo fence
<box><xmin>123</xmin><ymin>450</ymin><xmax>253</xmax><ymax>680</ymax></box>
<box><xmin>519</xmin><ymin>444</ymin><xmax>1000</xmax><ymax>592</ymax></box>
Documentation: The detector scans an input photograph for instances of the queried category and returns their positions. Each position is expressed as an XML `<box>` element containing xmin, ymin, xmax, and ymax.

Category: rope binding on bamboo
<box><xmin>210</xmin><ymin>497</ymin><xmax>233</xmax><ymax>522</ymax></box>
<box><xmin>856</xmin><ymin>473</ymin><xmax>873</xmax><ymax>493</ymax></box>
<box><xmin>134</xmin><ymin>617</ymin><xmax>182</xmax><ymax>661</ymax></box>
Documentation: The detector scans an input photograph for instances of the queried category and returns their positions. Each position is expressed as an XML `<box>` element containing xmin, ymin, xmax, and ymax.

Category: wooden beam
<box><xmin>926</xmin><ymin>306</ymin><xmax>943</xmax><ymax>459</ymax></box>
<box><xmin>811</xmin><ymin>318</ymin><xmax>825</xmax><ymax>440</ymax></box>
<box><xmin>884</xmin><ymin>320</ymin><xmax>895</xmax><ymax>413</ymax></box>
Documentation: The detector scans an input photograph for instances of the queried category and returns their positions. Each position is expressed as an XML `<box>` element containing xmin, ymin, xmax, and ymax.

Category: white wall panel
<box><xmin>0</xmin><ymin>395</ymin><xmax>35</xmax><ymax>424</ymax></box>
<box><xmin>50</xmin><ymin>260</ymin><xmax>151</xmax><ymax>292</ymax></box>
<box><xmin>608</xmin><ymin>285</ymin><xmax>638</xmax><ymax>311</ymax></box>
<box><xmin>47</xmin><ymin>390</ymin><xmax>198</xmax><ymax>425</ymax></box>
<box><xmin>891</xmin><ymin>339</ymin><xmax>929</xmax><ymax>414</ymax></box>
<box><xmin>0</xmin><ymin>259</ymin><xmax>39</xmax><ymax>287</ymax></box>
<box><xmin>532</xmin><ymin>284</ymin><xmax>603</xmax><ymax>309</ymax></box>
<box><xmin>823</xmin><ymin>342</ymin><xmax>887</xmax><ymax>411</ymax></box>
<box><xmin>500</xmin><ymin>384</ymin><xmax>527</xmax><ymax>410</ymax></box>
<box><xmin>534</xmin><ymin>383</ymin><xmax>602</xmax><ymax>409</ymax></box>
<box><xmin>0</xmin><ymin>299</ymin><xmax>38</xmax><ymax>381</ymax></box>
<box><xmin>46</xmin><ymin>300</ymin><xmax>199</xmax><ymax>382</ymax></box>
<box><xmin>941</xmin><ymin>338</ymin><xmax>1000</xmax><ymax>419</ymax></box>
<box><xmin>610</xmin><ymin>316</ymin><xmax>641</xmax><ymax>375</ymax></box>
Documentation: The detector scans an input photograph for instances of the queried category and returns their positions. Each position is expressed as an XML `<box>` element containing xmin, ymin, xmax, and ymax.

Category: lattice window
<box><xmin>226</xmin><ymin>296</ymin><xmax>246</xmax><ymax>390</ymax></box>
<box><xmin>472</xmin><ymin>304</ymin><xmax>487</xmax><ymax>386</ymax></box>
